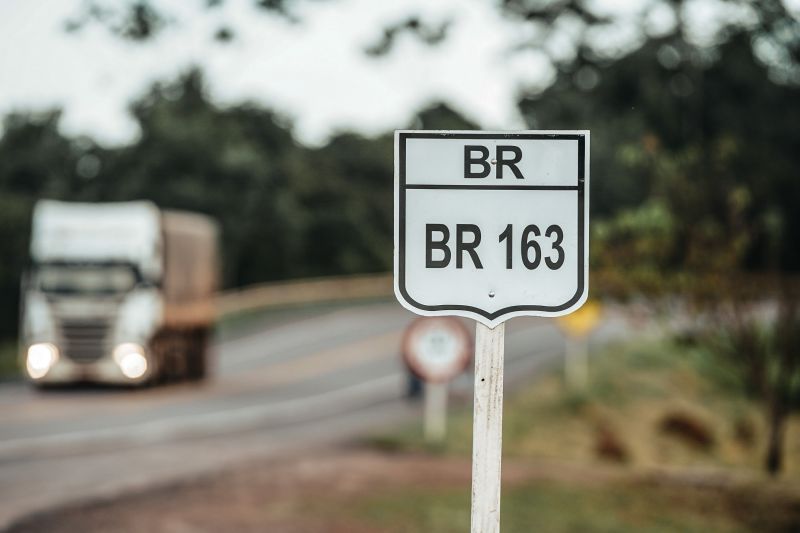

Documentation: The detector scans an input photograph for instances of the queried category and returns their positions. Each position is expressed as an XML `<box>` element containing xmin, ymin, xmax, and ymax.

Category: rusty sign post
<box><xmin>394</xmin><ymin>130</ymin><xmax>590</xmax><ymax>532</ymax></box>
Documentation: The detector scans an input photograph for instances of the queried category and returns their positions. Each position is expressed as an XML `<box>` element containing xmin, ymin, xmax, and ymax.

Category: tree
<box><xmin>0</xmin><ymin>64</ymin><xmax>483</xmax><ymax>343</ymax></box>
<box><xmin>516</xmin><ymin>3</ymin><xmax>800</xmax><ymax>471</ymax></box>
<box><xmin>0</xmin><ymin>112</ymin><xmax>88</xmax><ymax>339</ymax></box>
<box><xmin>4</xmin><ymin>0</ymin><xmax>800</xmax><ymax>467</ymax></box>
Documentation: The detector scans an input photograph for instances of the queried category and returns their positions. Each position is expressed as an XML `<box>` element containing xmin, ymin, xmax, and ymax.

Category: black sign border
<box><xmin>397</xmin><ymin>131</ymin><xmax>587</xmax><ymax>321</ymax></box>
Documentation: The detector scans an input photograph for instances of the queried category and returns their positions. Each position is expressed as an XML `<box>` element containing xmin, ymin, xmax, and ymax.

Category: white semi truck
<box><xmin>20</xmin><ymin>200</ymin><xmax>219</xmax><ymax>385</ymax></box>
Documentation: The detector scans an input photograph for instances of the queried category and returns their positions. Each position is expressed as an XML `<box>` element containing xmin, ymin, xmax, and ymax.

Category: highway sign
<box><xmin>394</xmin><ymin>131</ymin><xmax>590</xmax><ymax>328</ymax></box>
<box><xmin>401</xmin><ymin>317</ymin><xmax>472</xmax><ymax>383</ymax></box>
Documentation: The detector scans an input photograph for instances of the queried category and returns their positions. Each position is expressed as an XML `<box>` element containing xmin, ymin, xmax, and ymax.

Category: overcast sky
<box><xmin>0</xmin><ymin>0</ymin><xmax>794</xmax><ymax>146</ymax></box>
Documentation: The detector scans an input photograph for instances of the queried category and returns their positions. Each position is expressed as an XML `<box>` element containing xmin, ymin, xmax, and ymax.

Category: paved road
<box><xmin>0</xmin><ymin>300</ymin><xmax>620</xmax><ymax>529</ymax></box>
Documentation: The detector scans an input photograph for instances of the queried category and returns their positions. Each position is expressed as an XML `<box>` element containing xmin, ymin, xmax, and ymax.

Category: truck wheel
<box><xmin>186</xmin><ymin>329</ymin><xmax>208</xmax><ymax>381</ymax></box>
<box><xmin>149</xmin><ymin>335</ymin><xmax>168</xmax><ymax>385</ymax></box>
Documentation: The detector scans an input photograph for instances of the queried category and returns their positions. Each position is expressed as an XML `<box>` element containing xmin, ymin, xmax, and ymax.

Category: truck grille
<box><xmin>60</xmin><ymin>319</ymin><xmax>112</xmax><ymax>363</ymax></box>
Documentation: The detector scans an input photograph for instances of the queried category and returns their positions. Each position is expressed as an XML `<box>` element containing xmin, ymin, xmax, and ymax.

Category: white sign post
<box><xmin>394</xmin><ymin>131</ymin><xmax>590</xmax><ymax>532</ymax></box>
<box><xmin>557</xmin><ymin>301</ymin><xmax>602</xmax><ymax>391</ymax></box>
<box><xmin>401</xmin><ymin>317</ymin><xmax>472</xmax><ymax>444</ymax></box>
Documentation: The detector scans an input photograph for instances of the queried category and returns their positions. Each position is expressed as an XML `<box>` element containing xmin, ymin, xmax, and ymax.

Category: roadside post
<box><xmin>394</xmin><ymin>131</ymin><xmax>590</xmax><ymax>532</ymax></box>
<box><xmin>401</xmin><ymin>317</ymin><xmax>472</xmax><ymax>443</ymax></box>
<box><xmin>556</xmin><ymin>300</ymin><xmax>602</xmax><ymax>390</ymax></box>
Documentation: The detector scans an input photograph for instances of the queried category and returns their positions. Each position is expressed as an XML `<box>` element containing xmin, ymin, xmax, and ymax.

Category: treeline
<box><xmin>0</xmin><ymin>73</ymin><xmax>481</xmax><ymax>338</ymax></box>
<box><xmin>1</xmin><ymin>23</ymin><xmax>798</xmax><ymax>341</ymax></box>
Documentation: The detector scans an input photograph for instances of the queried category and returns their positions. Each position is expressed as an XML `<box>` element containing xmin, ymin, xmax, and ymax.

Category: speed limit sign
<box><xmin>401</xmin><ymin>317</ymin><xmax>472</xmax><ymax>383</ymax></box>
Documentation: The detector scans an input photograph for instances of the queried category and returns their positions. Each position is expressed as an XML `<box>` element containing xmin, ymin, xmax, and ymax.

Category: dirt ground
<box><xmin>7</xmin><ymin>446</ymin><xmax>800</xmax><ymax>533</ymax></box>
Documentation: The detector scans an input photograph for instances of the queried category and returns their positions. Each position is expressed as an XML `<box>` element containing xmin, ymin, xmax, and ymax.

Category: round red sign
<box><xmin>401</xmin><ymin>317</ymin><xmax>472</xmax><ymax>383</ymax></box>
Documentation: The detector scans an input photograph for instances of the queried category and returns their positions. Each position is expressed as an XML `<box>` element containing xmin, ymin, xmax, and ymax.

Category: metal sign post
<box><xmin>564</xmin><ymin>337</ymin><xmax>590</xmax><ymax>390</ymax></box>
<box><xmin>394</xmin><ymin>130</ymin><xmax>590</xmax><ymax>532</ymax></box>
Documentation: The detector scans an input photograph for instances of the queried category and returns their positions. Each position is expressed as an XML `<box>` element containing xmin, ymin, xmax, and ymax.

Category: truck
<box><xmin>20</xmin><ymin>200</ymin><xmax>219</xmax><ymax>385</ymax></box>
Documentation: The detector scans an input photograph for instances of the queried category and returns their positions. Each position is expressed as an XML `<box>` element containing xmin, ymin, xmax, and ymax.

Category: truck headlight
<box><xmin>113</xmin><ymin>343</ymin><xmax>148</xmax><ymax>379</ymax></box>
<box><xmin>26</xmin><ymin>343</ymin><xmax>59</xmax><ymax>379</ymax></box>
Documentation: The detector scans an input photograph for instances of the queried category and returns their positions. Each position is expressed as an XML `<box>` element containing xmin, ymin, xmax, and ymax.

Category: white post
<box><xmin>424</xmin><ymin>382</ymin><xmax>448</xmax><ymax>443</ymax></box>
<box><xmin>564</xmin><ymin>337</ymin><xmax>589</xmax><ymax>391</ymax></box>
<box><xmin>471</xmin><ymin>322</ymin><xmax>505</xmax><ymax>533</ymax></box>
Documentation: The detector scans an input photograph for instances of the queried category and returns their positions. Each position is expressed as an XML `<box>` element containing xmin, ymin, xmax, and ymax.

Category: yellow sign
<box><xmin>557</xmin><ymin>300</ymin><xmax>602</xmax><ymax>338</ymax></box>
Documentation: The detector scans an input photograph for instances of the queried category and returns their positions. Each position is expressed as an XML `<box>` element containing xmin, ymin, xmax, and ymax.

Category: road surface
<box><xmin>0</xmin><ymin>300</ymin><xmax>621</xmax><ymax>529</ymax></box>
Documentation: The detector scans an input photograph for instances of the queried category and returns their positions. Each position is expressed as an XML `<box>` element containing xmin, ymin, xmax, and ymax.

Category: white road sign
<box><xmin>394</xmin><ymin>131</ymin><xmax>590</xmax><ymax>328</ymax></box>
<box><xmin>402</xmin><ymin>317</ymin><xmax>472</xmax><ymax>383</ymax></box>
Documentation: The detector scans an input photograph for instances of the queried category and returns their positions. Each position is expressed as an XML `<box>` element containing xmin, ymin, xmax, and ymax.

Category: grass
<box><xmin>371</xmin><ymin>338</ymin><xmax>797</xmax><ymax>473</ymax></box>
<box><xmin>351</xmin><ymin>337</ymin><xmax>800</xmax><ymax>532</ymax></box>
<box><xmin>350</xmin><ymin>480</ymin><xmax>763</xmax><ymax>533</ymax></box>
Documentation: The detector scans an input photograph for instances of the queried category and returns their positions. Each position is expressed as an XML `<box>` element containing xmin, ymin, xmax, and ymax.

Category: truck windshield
<box><xmin>37</xmin><ymin>265</ymin><xmax>137</xmax><ymax>295</ymax></box>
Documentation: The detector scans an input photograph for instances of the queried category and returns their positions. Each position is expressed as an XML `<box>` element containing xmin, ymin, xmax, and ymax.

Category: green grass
<box><xmin>349</xmin><ymin>337</ymin><xmax>800</xmax><ymax>532</ymax></box>
<box><xmin>370</xmin><ymin>338</ymin><xmax>782</xmax><ymax>471</ymax></box>
<box><xmin>350</xmin><ymin>480</ymin><xmax>764</xmax><ymax>533</ymax></box>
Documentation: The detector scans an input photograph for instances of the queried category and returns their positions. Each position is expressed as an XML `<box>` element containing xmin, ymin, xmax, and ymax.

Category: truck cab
<box><xmin>21</xmin><ymin>200</ymin><xmax>218</xmax><ymax>385</ymax></box>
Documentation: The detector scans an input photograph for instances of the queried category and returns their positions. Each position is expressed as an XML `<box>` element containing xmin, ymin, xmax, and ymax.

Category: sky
<box><xmin>0</xmin><ymin>0</ymin><xmax>793</xmax><ymax>146</ymax></box>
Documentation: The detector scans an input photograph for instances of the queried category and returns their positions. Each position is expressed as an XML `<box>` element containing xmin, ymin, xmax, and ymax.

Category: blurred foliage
<box><xmin>67</xmin><ymin>0</ymin><xmax>454</xmax><ymax>46</ymax></box>
<box><xmin>0</xmin><ymin>69</ymin><xmax>476</xmax><ymax>339</ymax></box>
<box><xmin>701</xmin><ymin>297</ymin><xmax>800</xmax><ymax>474</ymax></box>
<box><xmin>65</xmin><ymin>1</ymin><xmax>168</xmax><ymax>40</ymax></box>
<box><xmin>353</xmin><ymin>480</ymin><xmax>776</xmax><ymax>533</ymax></box>
<box><xmin>373</xmin><ymin>339</ymin><xmax>780</xmax><ymax>469</ymax></box>
<box><xmin>3</xmin><ymin>2</ymin><xmax>799</xmax><ymax>351</ymax></box>
<box><xmin>502</xmin><ymin>0</ymin><xmax>800</xmax><ymax>82</ymax></box>
<box><xmin>523</xmin><ymin>31</ymin><xmax>800</xmax><ymax>281</ymax></box>
<box><xmin>364</xmin><ymin>16</ymin><xmax>452</xmax><ymax>57</ymax></box>
<box><xmin>516</xmin><ymin>2</ymin><xmax>800</xmax><ymax>474</ymax></box>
